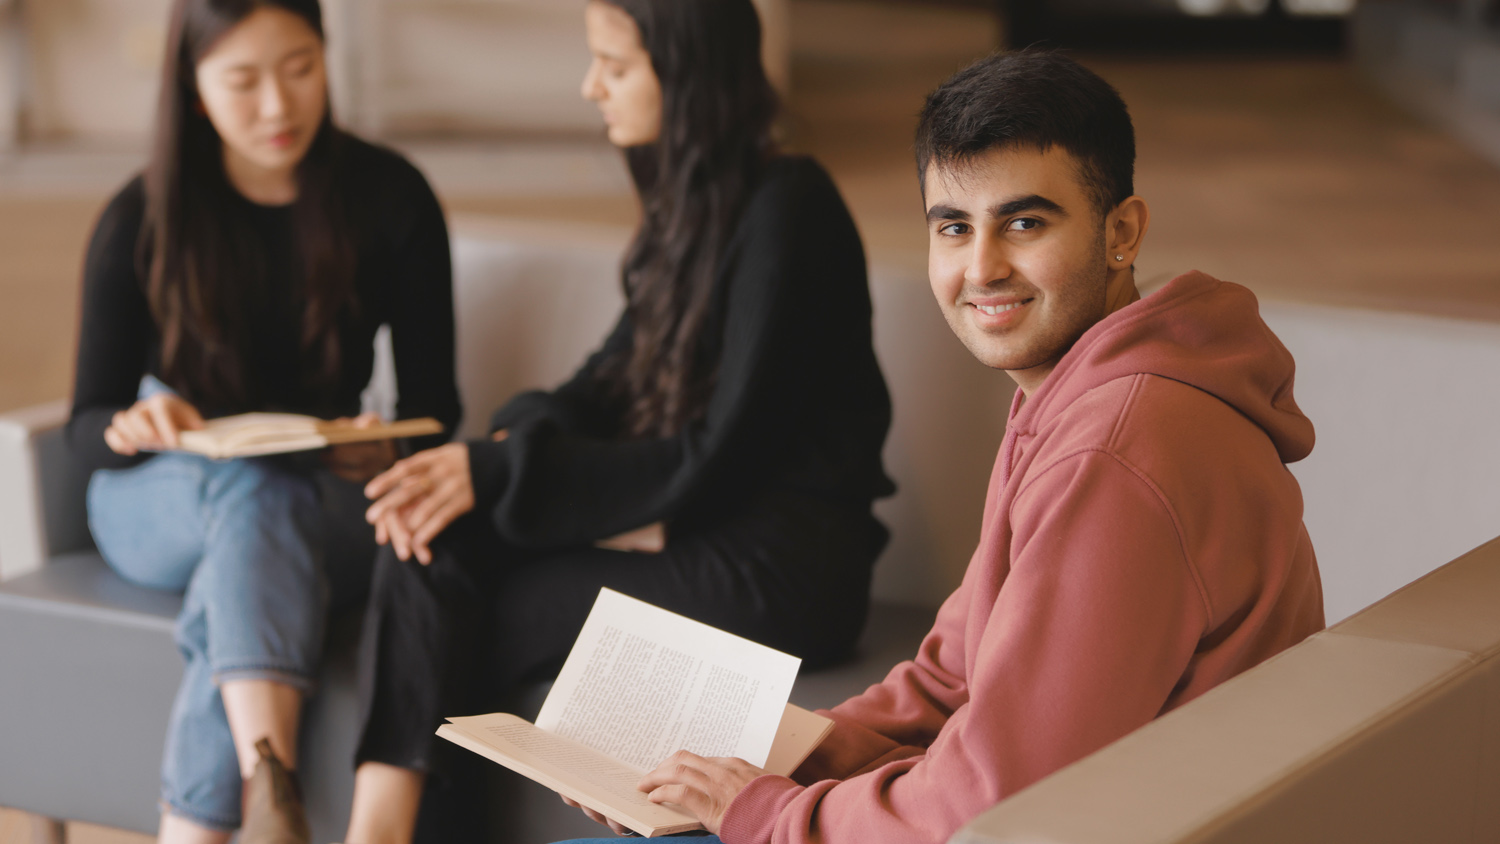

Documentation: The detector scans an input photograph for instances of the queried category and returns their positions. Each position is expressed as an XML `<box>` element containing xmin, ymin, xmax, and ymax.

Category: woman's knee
<box><xmin>198</xmin><ymin>458</ymin><xmax>324</xmax><ymax>556</ymax></box>
<box><xmin>87</xmin><ymin>455</ymin><xmax>208</xmax><ymax>590</ymax></box>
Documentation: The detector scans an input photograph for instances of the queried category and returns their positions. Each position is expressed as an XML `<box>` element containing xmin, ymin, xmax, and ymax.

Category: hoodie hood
<box><xmin>1012</xmin><ymin>271</ymin><xmax>1314</xmax><ymax>464</ymax></box>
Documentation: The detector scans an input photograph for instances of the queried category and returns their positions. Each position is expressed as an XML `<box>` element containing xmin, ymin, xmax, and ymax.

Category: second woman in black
<box><xmin>343</xmin><ymin>2</ymin><xmax>893</xmax><ymax>840</ymax></box>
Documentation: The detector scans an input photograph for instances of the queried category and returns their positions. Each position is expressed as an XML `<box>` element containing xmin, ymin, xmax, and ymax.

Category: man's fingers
<box><xmin>638</xmin><ymin>751</ymin><xmax>710</xmax><ymax>790</ymax></box>
<box><xmin>581</xmin><ymin>806</ymin><xmax>609</xmax><ymax>826</ymax></box>
<box><xmin>559</xmin><ymin>794</ymin><xmax>613</xmax><ymax>828</ymax></box>
<box><xmin>644</xmin><ymin>782</ymin><xmax>711</xmax><ymax>818</ymax></box>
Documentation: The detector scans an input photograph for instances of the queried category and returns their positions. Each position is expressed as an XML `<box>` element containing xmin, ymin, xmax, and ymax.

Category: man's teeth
<box><xmin>977</xmin><ymin>302</ymin><xmax>1023</xmax><ymax>316</ymax></box>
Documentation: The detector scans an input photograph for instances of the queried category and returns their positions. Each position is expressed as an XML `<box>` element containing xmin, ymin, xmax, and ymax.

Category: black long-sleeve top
<box><xmin>468</xmin><ymin>156</ymin><xmax>895</xmax><ymax>548</ymax></box>
<box><xmin>67</xmin><ymin>136</ymin><xmax>462</xmax><ymax>471</ymax></box>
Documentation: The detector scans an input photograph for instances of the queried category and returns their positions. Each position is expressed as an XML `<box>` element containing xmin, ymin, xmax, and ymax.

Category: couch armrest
<box><xmin>0</xmin><ymin>400</ymin><xmax>81</xmax><ymax>580</ymax></box>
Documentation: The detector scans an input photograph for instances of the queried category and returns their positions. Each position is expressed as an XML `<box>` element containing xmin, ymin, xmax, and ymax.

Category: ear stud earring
<box><xmin>1114</xmin><ymin>254</ymin><xmax>1125</xmax><ymax>261</ymax></box>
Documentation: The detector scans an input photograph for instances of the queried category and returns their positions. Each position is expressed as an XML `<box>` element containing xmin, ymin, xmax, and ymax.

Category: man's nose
<box><xmin>965</xmin><ymin>236</ymin><xmax>1012</xmax><ymax>287</ymax></box>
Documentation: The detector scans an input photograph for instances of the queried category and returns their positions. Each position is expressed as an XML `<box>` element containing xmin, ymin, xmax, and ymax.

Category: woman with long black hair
<box><xmin>67</xmin><ymin>1</ymin><xmax>460</xmax><ymax>841</ymax></box>
<box><xmin>343</xmin><ymin>2</ymin><xmax>893</xmax><ymax>841</ymax></box>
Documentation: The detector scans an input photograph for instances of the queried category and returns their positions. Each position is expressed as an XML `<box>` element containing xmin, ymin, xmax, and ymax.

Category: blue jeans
<box><xmin>88</xmin><ymin>451</ymin><xmax>331</xmax><ymax>831</ymax></box>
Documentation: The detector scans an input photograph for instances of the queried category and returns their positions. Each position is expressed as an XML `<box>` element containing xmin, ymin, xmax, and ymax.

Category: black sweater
<box><xmin>67</xmin><ymin>136</ymin><xmax>462</xmax><ymax>471</ymax></box>
<box><xmin>469</xmin><ymin>156</ymin><xmax>894</xmax><ymax>548</ymax></box>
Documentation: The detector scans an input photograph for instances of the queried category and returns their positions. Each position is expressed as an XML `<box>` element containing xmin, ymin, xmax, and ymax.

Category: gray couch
<box><xmin>0</xmin><ymin>398</ymin><xmax>937</xmax><ymax>843</ymax></box>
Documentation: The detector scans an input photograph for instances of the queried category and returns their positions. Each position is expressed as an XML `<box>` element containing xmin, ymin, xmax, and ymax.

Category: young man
<box><xmin>562</xmin><ymin>50</ymin><xmax>1325</xmax><ymax>844</ymax></box>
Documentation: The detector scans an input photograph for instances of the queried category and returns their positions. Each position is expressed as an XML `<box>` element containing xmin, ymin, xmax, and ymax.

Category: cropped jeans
<box><xmin>88</xmin><ymin>448</ymin><xmax>372</xmax><ymax>830</ymax></box>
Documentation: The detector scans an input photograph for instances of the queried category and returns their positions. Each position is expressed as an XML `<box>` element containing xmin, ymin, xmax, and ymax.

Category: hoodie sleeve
<box><xmin>720</xmin><ymin>449</ymin><xmax>1210</xmax><ymax>844</ymax></box>
<box><xmin>785</xmin><ymin>581</ymin><xmax>975</xmax><ymax>785</ymax></box>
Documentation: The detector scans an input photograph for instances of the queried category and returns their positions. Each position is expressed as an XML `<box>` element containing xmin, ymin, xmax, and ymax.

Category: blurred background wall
<box><xmin>0</xmin><ymin>0</ymin><xmax>790</xmax><ymax>148</ymax></box>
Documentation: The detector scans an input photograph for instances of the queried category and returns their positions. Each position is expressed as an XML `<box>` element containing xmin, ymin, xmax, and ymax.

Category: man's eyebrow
<box><xmin>925</xmin><ymin>204</ymin><xmax>969</xmax><ymax>224</ymax></box>
<box><xmin>992</xmin><ymin>194</ymin><xmax>1067</xmax><ymax>218</ymax></box>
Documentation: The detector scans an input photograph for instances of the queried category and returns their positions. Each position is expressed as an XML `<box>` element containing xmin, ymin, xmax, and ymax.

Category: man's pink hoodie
<box><xmin>720</xmin><ymin>272</ymin><xmax>1326</xmax><ymax>844</ymax></box>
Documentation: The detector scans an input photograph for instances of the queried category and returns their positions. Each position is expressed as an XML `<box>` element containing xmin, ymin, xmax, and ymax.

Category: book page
<box><xmin>536</xmin><ymin>589</ymin><xmax>800</xmax><ymax>771</ymax></box>
<box><xmin>173</xmin><ymin>413</ymin><xmax>441</xmax><ymax>458</ymax></box>
<box><xmin>440</xmin><ymin>714</ymin><xmax>701</xmax><ymax>837</ymax></box>
<box><xmin>438</xmin><ymin>705</ymin><xmax>831</xmax><ymax>837</ymax></box>
<box><xmin>763</xmin><ymin>704</ymin><xmax>834</xmax><ymax>777</ymax></box>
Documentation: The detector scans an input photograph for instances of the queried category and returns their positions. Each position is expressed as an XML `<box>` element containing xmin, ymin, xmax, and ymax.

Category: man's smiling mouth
<box><xmin>976</xmin><ymin>302</ymin><xmax>1025</xmax><ymax>315</ymax></box>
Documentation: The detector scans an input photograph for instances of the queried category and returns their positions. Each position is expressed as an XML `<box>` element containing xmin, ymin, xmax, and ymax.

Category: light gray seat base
<box><xmin>0</xmin><ymin>552</ymin><xmax>935</xmax><ymax>843</ymax></box>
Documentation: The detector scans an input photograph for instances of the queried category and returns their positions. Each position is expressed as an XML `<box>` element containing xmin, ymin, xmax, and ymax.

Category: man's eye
<box><xmin>1008</xmin><ymin>218</ymin><xmax>1042</xmax><ymax>232</ymax></box>
<box><xmin>939</xmin><ymin>223</ymin><xmax>970</xmax><ymax>236</ymax></box>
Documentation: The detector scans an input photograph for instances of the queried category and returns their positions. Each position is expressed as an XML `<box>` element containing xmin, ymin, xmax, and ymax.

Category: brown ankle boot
<box><xmin>240</xmin><ymin>738</ymin><xmax>310</xmax><ymax>844</ymax></box>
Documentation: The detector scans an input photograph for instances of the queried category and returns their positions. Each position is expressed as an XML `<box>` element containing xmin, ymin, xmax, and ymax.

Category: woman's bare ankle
<box><xmin>345</xmin><ymin>762</ymin><xmax>425</xmax><ymax>844</ymax></box>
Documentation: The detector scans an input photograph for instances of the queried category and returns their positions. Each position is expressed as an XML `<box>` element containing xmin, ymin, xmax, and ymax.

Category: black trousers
<box><xmin>353</xmin><ymin>488</ymin><xmax>887</xmax><ymax>780</ymax></box>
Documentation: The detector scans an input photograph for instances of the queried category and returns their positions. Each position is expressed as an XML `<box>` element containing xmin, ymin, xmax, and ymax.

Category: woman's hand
<box><xmin>364</xmin><ymin>443</ymin><xmax>473</xmax><ymax>564</ymax></box>
<box><xmin>596</xmin><ymin>522</ymin><xmax>667</xmax><ymax>553</ymax></box>
<box><xmin>103</xmin><ymin>393</ymin><xmax>205</xmax><ymax>455</ymax></box>
<box><xmin>323</xmin><ymin>412</ymin><xmax>397</xmax><ymax>484</ymax></box>
<box><xmin>560</xmin><ymin>795</ymin><xmax>633</xmax><ymax>836</ymax></box>
<box><xmin>636</xmin><ymin>751</ymin><xmax>766</xmax><ymax>835</ymax></box>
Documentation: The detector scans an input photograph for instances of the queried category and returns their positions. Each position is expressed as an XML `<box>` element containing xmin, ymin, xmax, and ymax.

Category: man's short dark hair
<box><xmin>916</xmin><ymin>50</ymin><xmax>1136</xmax><ymax>219</ymax></box>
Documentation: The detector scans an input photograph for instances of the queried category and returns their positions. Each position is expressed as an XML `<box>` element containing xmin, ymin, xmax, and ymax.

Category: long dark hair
<box><xmin>142</xmin><ymin>0</ymin><xmax>355</xmax><ymax>409</ymax></box>
<box><xmin>599</xmin><ymin>0</ymin><xmax>779</xmax><ymax>438</ymax></box>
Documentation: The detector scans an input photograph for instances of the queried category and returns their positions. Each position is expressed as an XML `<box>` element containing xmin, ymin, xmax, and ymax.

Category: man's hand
<box><xmin>364</xmin><ymin>443</ymin><xmax>473</xmax><ymax>564</ymax></box>
<box><xmin>636</xmin><ymin>751</ymin><xmax>766</xmax><ymax>835</ymax></box>
<box><xmin>559</xmin><ymin>795</ymin><xmax>633</xmax><ymax>837</ymax></box>
<box><xmin>323</xmin><ymin>412</ymin><xmax>397</xmax><ymax>483</ymax></box>
<box><xmin>104</xmin><ymin>393</ymin><xmax>205</xmax><ymax>455</ymax></box>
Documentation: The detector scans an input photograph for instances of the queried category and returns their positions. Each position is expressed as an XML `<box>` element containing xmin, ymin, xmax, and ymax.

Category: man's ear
<box><xmin>1105</xmin><ymin>196</ymin><xmax>1151</xmax><ymax>267</ymax></box>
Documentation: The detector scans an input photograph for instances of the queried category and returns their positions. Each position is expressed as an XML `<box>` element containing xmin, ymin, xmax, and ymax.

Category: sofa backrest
<box><xmin>1261</xmin><ymin>301</ymin><xmax>1500</xmax><ymax>623</ymax></box>
<box><xmin>952</xmin><ymin>534</ymin><xmax>1500</xmax><ymax>844</ymax></box>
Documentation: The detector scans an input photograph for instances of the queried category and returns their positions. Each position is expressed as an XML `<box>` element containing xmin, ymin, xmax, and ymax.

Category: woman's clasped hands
<box><xmin>364</xmin><ymin>441</ymin><xmax>476</xmax><ymax>564</ymax></box>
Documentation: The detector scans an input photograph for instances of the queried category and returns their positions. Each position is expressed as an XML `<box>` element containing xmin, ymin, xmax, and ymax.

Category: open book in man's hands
<box><xmin>436</xmin><ymin>589</ymin><xmax>835</xmax><ymax>838</ymax></box>
<box><xmin>172</xmin><ymin>413</ymin><xmax>443</xmax><ymax>459</ymax></box>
